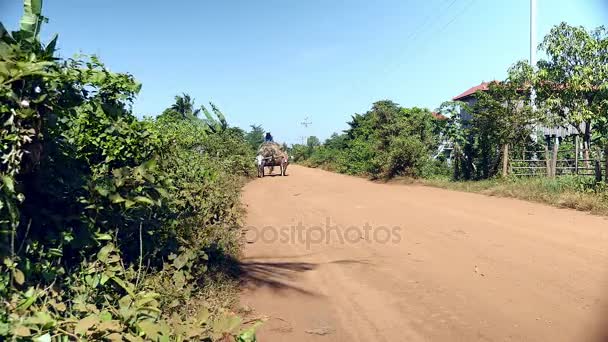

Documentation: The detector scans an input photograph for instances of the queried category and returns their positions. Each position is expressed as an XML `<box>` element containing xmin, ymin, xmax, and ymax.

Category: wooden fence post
<box><xmin>574</xmin><ymin>135</ymin><xmax>579</xmax><ymax>175</ymax></box>
<box><xmin>604</xmin><ymin>146</ymin><xmax>608</xmax><ymax>181</ymax></box>
<box><xmin>502</xmin><ymin>143</ymin><xmax>509</xmax><ymax>177</ymax></box>
<box><xmin>544</xmin><ymin>137</ymin><xmax>551</xmax><ymax>177</ymax></box>
<box><xmin>551</xmin><ymin>136</ymin><xmax>559</xmax><ymax>177</ymax></box>
<box><xmin>595</xmin><ymin>159</ymin><xmax>602</xmax><ymax>182</ymax></box>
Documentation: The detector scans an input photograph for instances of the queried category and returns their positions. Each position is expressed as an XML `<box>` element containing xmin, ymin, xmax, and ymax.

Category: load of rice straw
<box><xmin>258</xmin><ymin>142</ymin><xmax>287</xmax><ymax>160</ymax></box>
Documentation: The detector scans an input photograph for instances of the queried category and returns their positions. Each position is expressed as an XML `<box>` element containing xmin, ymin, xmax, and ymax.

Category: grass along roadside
<box><xmin>414</xmin><ymin>176</ymin><xmax>608</xmax><ymax>216</ymax></box>
<box><xmin>297</xmin><ymin>161</ymin><xmax>608</xmax><ymax>216</ymax></box>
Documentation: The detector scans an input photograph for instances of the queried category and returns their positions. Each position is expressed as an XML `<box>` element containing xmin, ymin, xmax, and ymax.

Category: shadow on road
<box><xmin>237</xmin><ymin>258</ymin><xmax>372</xmax><ymax>296</ymax></box>
<box><xmin>205</xmin><ymin>240</ymin><xmax>370</xmax><ymax>297</ymax></box>
<box><xmin>238</xmin><ymin>260</ymin><xmax>318</xmax><ymax>296</ymax></box>
<box><xmin>259</xmin><ymin>173</ymin><xmax>289</xmax><ymax>178</ymax></box>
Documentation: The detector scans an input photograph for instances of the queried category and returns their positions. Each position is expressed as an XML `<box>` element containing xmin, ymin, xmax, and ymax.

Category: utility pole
<box><xmin>530</xmin><ymin>0</ymin><xmax>537</xmax><ymax>109</ymax></box>
<box><xmin>300</xmin><ymin>116</ymin><xmax>312</xmax><ymax>145</ymax></box>
<box><xmin>530</xmin><ymin>0</ymin><xmax>539</xmax><ymax>146</ymax></box>
<box><xmin>530</xmin><ymin>0</ymin><xmax>536</xmax><ymax>69</ymax></box>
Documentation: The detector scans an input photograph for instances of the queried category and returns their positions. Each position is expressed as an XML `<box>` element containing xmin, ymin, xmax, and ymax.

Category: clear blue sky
<box><xmin>1</xmin><ymin>0</ymin><xmax>606</xmax><ymax>144</ymax></box>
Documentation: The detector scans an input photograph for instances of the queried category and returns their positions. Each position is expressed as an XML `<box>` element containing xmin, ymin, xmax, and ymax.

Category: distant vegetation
<box><xmin>295</xmin><ymin>22</ymin><xmax>608</xmax><ymax>213</ymax></box>
<box><xmin>292</xmin><ymin>101</ymin><xmax>447</xmax><ymax>179</ymax></box>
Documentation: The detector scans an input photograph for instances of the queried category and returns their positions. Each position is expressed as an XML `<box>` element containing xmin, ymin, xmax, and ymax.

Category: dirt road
<box><xmin>239</xmin><ymin>165</ymin><xmax>608</xmax><ymax>341</ymax></box>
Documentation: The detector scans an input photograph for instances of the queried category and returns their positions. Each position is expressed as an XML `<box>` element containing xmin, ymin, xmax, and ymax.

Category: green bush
<box><xmin>0</xmin><ymin>3</ymin><xmax>259</xmax><ymax>341</ymax></box>
<box><xmin>296</xmin><ymin>101</ymin><xmax>443</xmax><ymax>180</ymax></box>
<box><xmin>382</xmin><ymin>135</ymin><xmax>428</xmax><ymax>178</ymax></box>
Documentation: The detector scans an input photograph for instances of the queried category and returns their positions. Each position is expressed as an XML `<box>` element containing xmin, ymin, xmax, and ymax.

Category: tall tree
<box><xmin>169</xmin><ymin>93</ymin><xmax>200</xmax><ymax>118</ymax></box>
<box><xmin>438</xmin><ymin>101</ymin><xmax>469</xmax><ymax>180</ymax></box>
<box><xmin>536</xmin><ymin>23</ymin><xmax>608</xmax><ymax>164</ymax></box>
<box><xmin>245</xmin><ymin>124</ymin><xmax>265</xmax><ymax>150</ymax></box>
<box><xmin>306</xmin><ymin>136</ymin><xmax>320</xmax><ymax>148</ymax></box>
<box><xmin>472</xmin><ymin>61</ymin><xmax>539</xmax><ymax>178</ymax></box>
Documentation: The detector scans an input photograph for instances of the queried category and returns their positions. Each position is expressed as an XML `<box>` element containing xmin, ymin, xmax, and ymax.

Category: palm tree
<box><xmin>170</xmin><ymin>93</ymin><xmax>200</xmax><ymax>119</ymax></box>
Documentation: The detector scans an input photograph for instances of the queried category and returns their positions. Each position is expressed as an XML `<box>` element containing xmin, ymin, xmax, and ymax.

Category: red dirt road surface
<box><xmin>239</xmin><ymin>165</ymin><xmax>608</xmax><ymax>341</ymax></box>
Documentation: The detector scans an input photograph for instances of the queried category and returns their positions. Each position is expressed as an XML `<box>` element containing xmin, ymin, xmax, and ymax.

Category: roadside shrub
<box><xmin>381</xmin><ymin>135</ymin><xmax>428</xmax><ymax>178</ymax></box>
<box><xmin>0</xmin><ymin>3</ymin><xmax>258</xmax><ymax>341</ymax></box>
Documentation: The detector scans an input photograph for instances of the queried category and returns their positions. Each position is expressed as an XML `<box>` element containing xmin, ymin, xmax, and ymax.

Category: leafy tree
<box><xmin>298</xmin><ymin>101</ymin><xmax>441</xmax><ymax>179</ymax></box>
<box><xmin>472</xmin><ymin>61</ymin><xmax>540</xmax><ymax>178</ymax></box>
<box><xmin>536</xmin><ymin>23</ymin><xmax>608</xmax><ymax>164</ymax></box>
<box><xmin>438</xmin><ymin>101</ymin><xmax>470</xmax><ymax>179</ymax></box>
<box><xmin>289</xmin><ymin>143</ymin><xmax>310</xmax><ymax>162</ymax></box>
<box><xmin>324</xmin><ymin>133</ymin><xmax>348</xmax><ymax>150</ymax></box>
<box><xmin>245</xmin><ymin>124</ymin><xmax>265</xmax><ymax>150</ymax></box>
<box><xmin>306</xmin><ymin>135</ymin><xmax>321</xmax><ymax>148</ymax></box>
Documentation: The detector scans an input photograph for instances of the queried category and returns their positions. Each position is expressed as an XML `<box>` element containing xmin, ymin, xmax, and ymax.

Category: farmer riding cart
<box><xmin>256</xmin><ymin>139</ymin><xmax>289</xmax><ymax>177</ymax></box>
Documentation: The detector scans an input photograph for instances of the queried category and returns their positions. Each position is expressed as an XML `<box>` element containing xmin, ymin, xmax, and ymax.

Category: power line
<box><xmin>433</xmin><ymin>0</ymin><xmax>477</xmax><ymax>37</ymax></box>
<box><xmin>412</xmin><ymin>0</ymin><xmax>477</xmax><ymax>59</ymax></box>
<box><xmin>406</xmin><ymin>0</ymin><xmax>455</xmax><ymax>42</ymax></box>
<box><xmin>377</xmin><ymin>0</ymin><xmax>465</xmax><ymax>77</ymax></box>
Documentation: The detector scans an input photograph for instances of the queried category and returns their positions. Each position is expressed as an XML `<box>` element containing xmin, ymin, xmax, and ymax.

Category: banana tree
<box><xmin>201</xmin><ymin>102</ymin><xmax>228</xmax><ymax>133</ymax></box>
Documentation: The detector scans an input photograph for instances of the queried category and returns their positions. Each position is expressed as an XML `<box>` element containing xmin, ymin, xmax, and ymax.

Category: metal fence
<box><xmin>510</xmin><ymin>149</ymin><xmax>606</xmax><ymax>179</ymax></box>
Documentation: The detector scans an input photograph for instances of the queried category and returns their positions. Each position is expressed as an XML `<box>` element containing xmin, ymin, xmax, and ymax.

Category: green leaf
<box><xmin>27</xmin><ymin>311</ymin><xmax>55</xmax><ymax>330</ymax></box>
<box><xmin>12</xmin><ymin>268</ymin><xmax>25</xmax><ymax>285</ymax></box>
<box><xmin>0</xmin><ymin>22</ymin><xmax>8</xmax><ymax>38</ymax></box>
<box><xmin>48</xmin><ymin>248</ymin><xmax>63</xmax><ymax>257</ymax></box>
<box><xmin>20</xmin><ymin>0</ymin><xmax>44</xmax><ymax>37</ymax></box>
<box><xmin>134</xmin><ymin>196</ymin><xmax>155</xmax><ymax>206</ymax></box>
<box><xmin>1</xmin><ymin>175</ymin><xmax>14</xmax><ymax>192</ymax></box>
<box><xmin>99</xmin><ymin>310</ymin><xmax>112</xmax><ymax>322</ymax></box>
<box><xmin>97</xmin><ymin>244</ymin><xmax>114</xmax><ymax>263</ymax></box>
<box><xmin>172</xmin><ymin>270</ymin><xmax>185</xmax><ymax>288</ymax></box>
<box><xmin>95</xmin><ymin>233</ymin><xmax>113</xmax><ymax>241</ymax></box>
<box><xmin>85</xmin><ymin>274</ymin><xmax>99</xmax><ymax>288</ymax></box>
<box><xmin>111</xmin><ymin>276</ymin><xmax>135</xmax><ymax>297</ymax></box>
<box><xmin>45</xmin><ymin>33</ymin><xmax>58</xmax><ymax>56</ymax></box>
<box><xmin>33</xmin><ymin>333</ymin><xmax>51</xmax><ymax>342</ymax></box>
<box><xmin>95</xmin><ymin>186</ymin><xmax>110</xmax><ymax>197</ymax></box>
<box><xmin>100</xmin><ymin>272</ymin><xmax>110</xmax><ymax>285</ymax></box>
<box><xmin>172</xmin><ymin>252</ymin><xmax>190</xmax><ymax>270</ymax></box>
<box><xmin>124</xmin><ymin>199</ymin><xmax>135</xmax><ymax>209</ymax></box>
<box><xmin>16</xmin><ymin>289</ymin><xmax>38</xmax><ymax>311</ymax></box>
<box><xmin>109</xmin><ymin>193</ymin><xmax>125</xmax><ymax>203</ymax></box>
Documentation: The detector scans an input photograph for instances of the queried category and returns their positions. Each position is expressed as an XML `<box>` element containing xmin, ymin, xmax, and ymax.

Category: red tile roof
<box><xmin>431</xmin><ymin>112</ymin><xmax>448</xmax><ymax>120</ymax></box>
<box><xmin>452</xmin><ymin>81</ymin><xmax>497</xmax><ymax>101</ymax></box>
